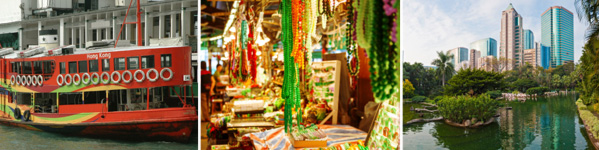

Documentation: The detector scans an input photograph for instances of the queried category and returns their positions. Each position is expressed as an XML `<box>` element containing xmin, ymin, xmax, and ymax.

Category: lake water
<box><xmin>0</xmin><ymin>124</ymin><xmax>198</xmax><ymax>150</ymax></box>
<box><xmin>403</xmin><ymin>95</ymin><xmax>594</xmax><ymax>150</ymax></box>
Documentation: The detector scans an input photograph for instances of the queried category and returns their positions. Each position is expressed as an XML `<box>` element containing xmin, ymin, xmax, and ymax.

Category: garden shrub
<box><xmin>577</xmin><ymin>99</ymin><xmax>599</xmax><ymax>138</ymax></box>
<box><xmin>437</xmin><ymin>94</ymin><xmax>499</xmax><ymax>123</ymax></box>
<box><xmin>526</xmin><ymin>87</ymin><xmax>550</xmax><ymax>96</ymax></box>
<box><xmin>485</xmin><ymin>90</ymin><xmax>502</xmax><ymax>99</ymax></box>
<box><xmin>433</xmin><ymin>96</ymin><xmax>444</xmax><ymax>103</ymax></box>
<box><xmin>411</xmin><ymin>96</ymin><xmax>427</xmax><ymax>103</ymax></box>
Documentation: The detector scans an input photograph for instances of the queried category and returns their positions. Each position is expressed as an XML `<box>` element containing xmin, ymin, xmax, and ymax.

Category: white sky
<box><xmin>401</xmin><ymin>0</ymin><xmax>587</xmax><ymax>66</ymax></box>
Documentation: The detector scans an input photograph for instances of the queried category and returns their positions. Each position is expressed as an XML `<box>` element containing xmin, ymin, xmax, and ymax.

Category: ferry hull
<box><xmin>0</xmin><ymin>107</ymin><xmax>198</xmax><ymax>143</ymax></box>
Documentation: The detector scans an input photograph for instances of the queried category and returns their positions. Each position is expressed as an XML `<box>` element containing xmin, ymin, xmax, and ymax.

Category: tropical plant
<box><xmin>513</xmin><ymin>78</ymin><xmax>539</xmax><ymax>92</ymax></box>
<box><xmin>431</xmin><ymin>51</ymin><xmax>455</xmax><ymax>86</ymax></box>
<box><xmin>444</xmin><ymin>68</ymin><xmax>505</xmax><ymax>96</ymax></box>
<box><xmin>437</xmin><ymin>94</ymin><xmax>499</xmax><ymax>123</ymax></box>
<box><xmin>576</xmin><ymin>0</ymin><xmax>599</xmax><ymax>105</ymax></box>
<box><xmin>403</xmin><ymin>62</ymin><xmax>440</xmax><ymax>96</ymax></box>
<box><xmin>404</xmin><ymin>79</ymin><xmax>416</xmax><ymax>98</ymax></box>
<box><xmin>485</xmin><ymin>90</ymin><xmax>502</xmax><ymax>99</ymax></box>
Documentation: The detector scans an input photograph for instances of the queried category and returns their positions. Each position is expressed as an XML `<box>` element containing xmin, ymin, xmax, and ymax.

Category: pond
<box><xmin>403</xmin><ymin>95</ymin><xmax>595</xmax><ymax>150</ymax></box>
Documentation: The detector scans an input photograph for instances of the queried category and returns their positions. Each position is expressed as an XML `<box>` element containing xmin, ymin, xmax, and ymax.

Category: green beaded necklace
<box><xmin>356</xmin><ymin>0</ymin><xmax>371</xmax><ymax>49</ymax></box>
<box><xmin>281</xmin><ymin>0</ymin><xmax>301</xmax><ymax>133</ymax></box>
<box><xmin>364</xmin><ymin>0</ymin><xmax>398</xmax><ymax>102</ymax></box>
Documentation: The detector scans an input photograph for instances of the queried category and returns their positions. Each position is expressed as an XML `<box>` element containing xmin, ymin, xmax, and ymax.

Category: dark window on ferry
<box><xmin>160</xmin><ymin>54</ymin><xmax>171</xmax><ymax>67</ymax></box>
<box><xmin>114</xmin><ymin>58</ymin><xmax>125</xmax><ymax>70</ymax></box>
<box><xmin>89</xmin><ymin>60</ymin><xmax>99</xmax><ymax>72</ymax></box>
<box><xmin>141</xmin><ymin>55</ymin><xmax>154</xmax><ymax>69</ymax></box>
<box><xmin>60</xmin><ymin>62</ymin><xmax>65</xmax><ymax>74</ymax></box>
<box><xmin>10</xmin><ymin>62</ymin><xmax>14</xmax><ymax>73</ymax></box>
<box><xmin>43</xmin><ymin>61</ymin><xmax>54</xmax><ymax>74</ymax></box>
<box><xmin>23</xmin><ymin>62</ymin><xmax>32</xmax><ymax>74</ymax></box>
<box><xmin>68</xmin><ymin>61</ymin><xmax>77</xmax><ymax>74</ymax></box>
<box><xmin>33</xmin><ymin>61</ymin><xmax>42</xmax><ymax>74</ymax></box>
<box><xmin>102</xmin><ymin>59</ymin><xmax>110</xmax><ymax>71</ymax></box>
<box><xmin>127</xmin><ymin>57</ymin><xmax>139</xmax><ymax>70</ymax></box>
<box><xmin>79</xmin><ymin>61</ymin><xmax>87</xmax><ymax>73</ymax></box>
<box><xmin>15</xmin><ymin>62</ymin><xmax>21</xmax><ymax>74</ymax></box>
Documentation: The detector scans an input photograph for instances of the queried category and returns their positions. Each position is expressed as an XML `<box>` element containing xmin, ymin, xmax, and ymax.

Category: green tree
<box><xmin>432</xmin><ymin>51</ymin><xmax>455</xmax><ymax>86</ymax></box>
<box><xmin>404</xmin><ymin>79</ymin><xmax>416</xmax><ymax>98</ymax></box>
<box><xmin>404</xmin><ymin>62</ymin><xmax>440</xmax><ymax>97</ymax></box>
<box><xmin>552</xmin><ymin>74</ymin><xmax>562</xmax><ymax>90</ymax></box>
<box><xmin>443</xmin><ymin>68</ymin><xmax>505</xmax><ymax>96</ymax></box>
<box><xmin>513</xmin><ymin>78</ymin><xmax>539</xmax><ymax>92</ymax></box>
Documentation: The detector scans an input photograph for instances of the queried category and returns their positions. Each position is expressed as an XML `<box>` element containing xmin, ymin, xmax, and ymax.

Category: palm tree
<box><xmin>432</xmin><ymin>51</ymin><xmax>455</xmax><ymax>86</ymax></box>
<box><xmin>576</xmin><ymin>0</ymin><xmax>599</xmax><ymax>39</ymax></box>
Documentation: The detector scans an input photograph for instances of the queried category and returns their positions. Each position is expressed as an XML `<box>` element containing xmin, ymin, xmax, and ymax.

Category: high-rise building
<box><xmin>500</xmin><ymin>3</ymin><xmax>524</xmax><ymax>71</ymax></box>
<box><xmin>541</xmin><ymin>6</ymin><xmax>574</xmax><ymax>68</ymax></box>
<box><xmin>524</xmin><ymin>29</ymin><xmax>534</xmax><ymax>49</ymax></box>
<box><xmin>469</xmin><ymin>49</ymin><xmax>481</xmax><ymax>69</ymax></box>
<box><xmin>470</xmin><ymin>38</ymin><xmax>497</xmax><ymax>57</ymax></box>
<box><xmin>540</xmin><ymin>44</ymin><xmax>551</xmax><ymax>69</ymax></box>
<box><xmin>477</xmin><ymin>56</ymin><xmax>496</xmax><ymax>72</ymax></box>
<box><xmin>447</xmin><ymin>47</ymin><xmax>469</xmax><ymax>71</ymax></box>
<box><xmin>523</xmin><ymin>48</ymin><xmax>538</xmax><ymax>67</ymax></box>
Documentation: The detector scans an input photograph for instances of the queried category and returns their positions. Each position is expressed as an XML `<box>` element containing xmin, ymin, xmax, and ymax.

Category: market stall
<box><xmin>201</xmin><ymin>0</ymin><xmax>399</xmax><ymax>149</ymax></box>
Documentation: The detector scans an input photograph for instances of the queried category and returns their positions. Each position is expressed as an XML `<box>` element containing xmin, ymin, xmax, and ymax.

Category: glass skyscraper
<box><xmin>470</xmin><ymin>38</ymin><xmax>497</xmax><ymax>57</ymax></box>
<box><xmin>524</xmin><ymin>29</ymin><xmax>534</xmax><ymax>50</ymax></box>
<box><xmin>541</xmin><ymin>6</ymin><xmax>574</xmax><ymax>68</ymax></box>
<box><xmin>540</xmin><ymin>44</ymin><xmax>551</xmax><ymax>69</ymax></box>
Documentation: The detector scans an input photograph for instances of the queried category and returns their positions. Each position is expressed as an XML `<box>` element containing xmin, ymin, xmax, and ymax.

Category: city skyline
<box><xmin>403</xmin><ymin>0</ymin><xmax>586</xmax><ymax>66</ymax></box>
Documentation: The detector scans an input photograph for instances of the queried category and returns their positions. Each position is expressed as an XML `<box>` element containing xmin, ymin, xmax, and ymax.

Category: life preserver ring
<box><xmin>91</xmin><ymin>73</ymin><xmax>100</xmax><ymax>85</ymax></box>
<box><xmin>22</xmin><ymin>75</ymin><xmax>29</xmax><ymax>86</ymax></box>
<box><xmin>73</xmin><ymin>74</ymin><xmax>81</xmax><ymax>86</ymax></box>
<box><xmin>111</xmin><ymin>71</ymin><xmax>121</xmax><ymax>83</ymax></box>
<box><xmin>101</xmin><ymin>72</ymin><xmax>110</xmax><ymax>84</ymax></box>
<box><xmin>64</xmin><ymin>74</ymin><xmax>72</xmax><ymax>86</ymax></box>
<box><xmin>13</xmin><ymin>107</ymin><xmax>21</xmax><ymax>120</ymax></box>
<box><xmin>82</xmin><ymin>73</ymin><xmax>91</xmax><ymax>85</ymax></box>
<box><xmin>23</xmin><ymin>110</ymin><xmax>30</xmax><ymax>121</ymax></box>
<box><xmin>10</xmin><ymin>75</ymin><xmax>15</xmax><ymax>85</ymax></box>
<box><xmin>37</xmin><ymin>75</ymin><xmax>43</xmax><ymax>86</ymax></box>
<box><xmin>122</xmin><ymin>71</ymin><xmax>132</xmax><ymax>83</ymax></box>
<box><xmin>160</xmin><ymin>68</ymin><xmax>173</xmax><ymax>81</ymax></box>
<box><xmin>30</xmin><ymin>75</ymin><xmax>37</xmax><ymax>86</ymax></box>
<box><xmin>134</xmin><ymin>70</ymin><xmax>145</xmax><ymax>83</ymax></box>
<box><xmin>28</xmin><ymin>75</ymin><xmax>34</xmax><ymax>86</ymax></box>
<box><xmin>56</xmin><ymin>74</ymin><xmax>64</xmax><ymax>86</ymax></box>
<box><xmin>147</xmin><ymin>69</ymin><xmax>159</xmax><ymax>82</ymax></box>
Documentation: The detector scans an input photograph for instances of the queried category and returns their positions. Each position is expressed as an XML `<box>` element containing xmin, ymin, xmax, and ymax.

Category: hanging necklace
<box><xmin>356</xmin><ymin>0</ymin><xmax>371</xmax><ymax>49</ymax></box>
<box><xmin>346</xmin><ymin>0</ymin><xmax>359</xmax><ymax>77</ymax></box>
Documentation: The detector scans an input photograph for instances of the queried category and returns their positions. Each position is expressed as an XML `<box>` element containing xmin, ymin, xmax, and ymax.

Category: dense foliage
<box><xmin>444</xmin><ymin>68</ymin><xmax>505</xmax><ymax>96</ymax></box>
<box><xmin>525</xmin><ymin>87</ymin><xmax>550</xmax><ymax>96</ymax></box>
<box><xmin>404</xmin><ymin>79</ymin><xmax>415</xmax><ymax>98</ymax></box>
<box><xmin>512</xmin><ymin>78</ymin><xmax>539</xmax><ymax>92</ymax></box>
<box><xmin>403</xmin><ymin>62</ymin><xmax>441</xmax><ymax>97</ymax></box>
<box><xmin>484</xmin><ymin>90</ymin><xmax>502</xmax><ymax>99</ymax></box>
<box><xmin>577</xmin><ymin>99</ymin><xmax>599</xmax><ymax>138</ymax></box>
<box><xmin>411</xmin><ymin>96</ymin><xmax>427</xmax><ymax>103</ymax></box>
<box><xmin>437</xmin><ymin>94</ymin><xmax>499</xmax><ymax>123</ymax></box>
<box><xmin>578</xmin><ymin>37</ymin><xmax>599</xmax><ymax>105</ymax></box>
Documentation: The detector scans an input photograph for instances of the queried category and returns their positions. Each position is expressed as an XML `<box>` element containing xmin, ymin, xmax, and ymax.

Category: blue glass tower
<box><xmin>524</xmin><ymin>30</ymin><xmax>534</xmax><ymax>49</ymax></box>
<box><xmin>541</xmin><ymin>6</ymin><xmax>574</xmax><ymax>68</ymax></box>
<box><xmin>470</xmin><ymin>38</ymin><xmax>497</xmax><ymax>57</ymax></box>
<box><xmin>541</xmin><ymin>44</ymin><xmax>551</xmax><ymax>69</ymax></box>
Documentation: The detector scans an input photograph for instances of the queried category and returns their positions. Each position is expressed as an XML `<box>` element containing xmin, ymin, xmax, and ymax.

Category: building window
<box><xmin>141</xmin><ymin>55</ymin><xmax>154</xmax><ymax>69</ymax></box>
<box><xmin>102</xmin><ymin>59</ymin><xmax>110</xmax><ymax>71</ymax></box>
<box><xmin>68</xmin><ymin>61</ymin><xmax>77</xmax><ymax>74</ymax></box>
<box><xmin>128</xmin><ymin>57</ymin><xmax>139</xmax><ymax>70</ymax></box>
<box><xmin>114</xmin><ymin>58</ymin><xmax>126</xmax><ymax>70</ymax></box>
<box><xmin>89</xmin><ymin>60</ymin><xmax>99</xmax><ymax>72</ymax></box>
<box><xmin>79</xmin><ymin>61</ymin><xmax>88</xmax><ymax>73</ymax></box>
<box><xmin>161</xmin><ymin>54</ymin><xmax>172</xmax><ymax>68</ymax></box>
<box><xmin>60</xmin><ymin>62</ymin><xmax>65</xmax><ymax>74</ymax></box>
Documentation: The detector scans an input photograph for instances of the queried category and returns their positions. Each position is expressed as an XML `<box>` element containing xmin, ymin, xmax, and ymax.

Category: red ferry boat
<box><xmin>0</xmin><ymin>45</ymin><xmax>197</xmax><ymax>142</ymax></box>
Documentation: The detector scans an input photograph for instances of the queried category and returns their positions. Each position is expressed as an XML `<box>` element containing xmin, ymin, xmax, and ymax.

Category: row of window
<box><xmin>60</xmin><ymin>54</ymin><xmax>171</xmax><ymax>74</ymax></box>
<box><xmin>11</xmin><ymin>61</ymin><xmax>54</xmax><ymax>75</ymax></box>
<box><xmin>11</xmin><ymin>54</ymin><xmax>172</xmax><ymax>75</ymax></box>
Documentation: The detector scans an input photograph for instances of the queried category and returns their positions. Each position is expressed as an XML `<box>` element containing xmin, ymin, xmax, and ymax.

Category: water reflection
<box><xmin>403</xmin><ymin>95</ymin><xmax>593</xmax><ymax>150</ymax></box>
